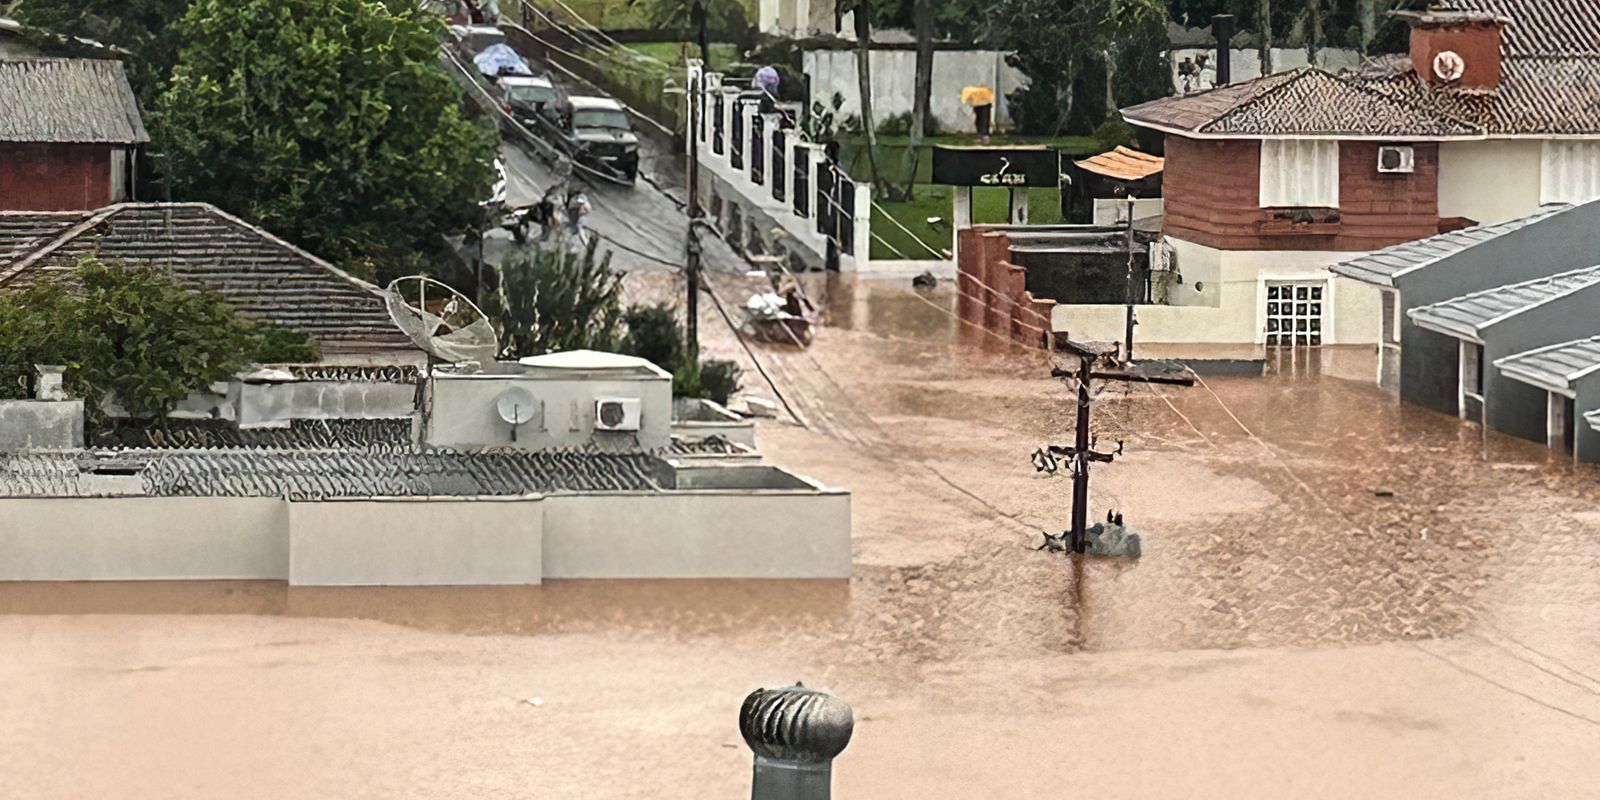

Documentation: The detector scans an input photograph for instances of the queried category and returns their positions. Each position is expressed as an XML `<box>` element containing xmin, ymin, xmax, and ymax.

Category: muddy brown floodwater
<box><xmin>3</xmin><ymin>276</ymin><xmax>1598</xmax><ymax>799</ymax></box>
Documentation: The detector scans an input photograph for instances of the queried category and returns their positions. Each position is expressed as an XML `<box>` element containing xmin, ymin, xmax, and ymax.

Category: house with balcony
<box><xmin>1053</xmin><ymin>0</ymin><xmax>1600</xmax><ymax>353</ymax></box>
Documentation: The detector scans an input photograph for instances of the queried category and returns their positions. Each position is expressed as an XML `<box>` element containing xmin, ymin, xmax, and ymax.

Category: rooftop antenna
<box><xmin>495</xmin><ymin>386</ymin><xmax>537</xmax><ymax>442</ymax></box>
<box><xmin>383</xmin><ymin>275</ymin><xmax>499</xmax><ymax>365</ymax></box>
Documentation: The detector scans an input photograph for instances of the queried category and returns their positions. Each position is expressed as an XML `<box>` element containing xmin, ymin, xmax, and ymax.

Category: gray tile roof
<box><xmin>92</xmin><ymin>419</ymin><xmax>416</xmax><ymax>450</ymax></box>
<box><xmin>0</xmin><ymin>447</ymin><xmax>667</xmax><ymax>499</ymax></box>
<box><xmin>0</xmin><ymin>203</ymin><xmax>421</xmax><ymax>358</ymax></box>
<box><xmin>1126</xmin><ymin>0</ymin><xmax>1600</xmax><ymax>137</ymax></box>
<box><xmin>1123</xmin><ymin>67</ymin><xmax>1480</xmax><ymax>136</ymax></box>
<box><xmin>0</xmin><ymin>58</ymin><xmax>147</xmax><ymax>143</ymax></box>
<box><xmin>1407</xmin><ymin>265</ymin><xmax>1600</xmax><ymax>339</ymax></box>
<box><xmin>1330</xmin><ymin>204</ymin><xmax>1573</xmax><ymax>286</ymax></box>
<box><xmin>1493</xmin><ymin>336</ymin><xmax>1600</xmax><ymax>392</ymax></box>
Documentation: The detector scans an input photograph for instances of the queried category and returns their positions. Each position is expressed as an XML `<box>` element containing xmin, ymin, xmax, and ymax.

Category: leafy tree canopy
<box><xmin>152</xmin><ymin>0</ymin><xmax>498</xmax><ymax>284</ymax></box>
<box><xmin>0</xmin><ymin>258</ymin><xmax>318</xmax><ymax>419</ymax></box>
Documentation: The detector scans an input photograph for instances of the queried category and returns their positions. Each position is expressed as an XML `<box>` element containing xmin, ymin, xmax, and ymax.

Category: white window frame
<box><xmin>1539</xmin><ymin>140</ymin><xmax>1600</xmax><ymax>205</ymax></box>
<box><xmin>1259</xmin><ymin>139</ymin><xmax>1339</xmax><ymax>209</ymax></box>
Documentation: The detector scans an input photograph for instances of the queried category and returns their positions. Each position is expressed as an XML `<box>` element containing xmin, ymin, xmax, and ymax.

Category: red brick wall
<box><xmin>1411</xmin><ymin>21</ymin><xmax>1503</xmax><ymax>89</ymax></box>
<box><xmin>956</xmin><ymin>227</ymin><xmax>1054</xmax><ymax>350</ymax></box>
<box><xmin>0</xmin><ymin>143</ymin><xmax>115</xmax><ymax>211</ymax></box>
<box><xmin>1162</xmin><ymin>134</ymin><xmax>1440</xmax><ymax>251</ymax></box>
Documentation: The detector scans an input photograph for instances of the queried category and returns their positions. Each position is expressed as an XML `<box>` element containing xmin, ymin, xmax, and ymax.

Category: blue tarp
<box><xmin>474</xmin><ymin>43</ymin><xmax>531</xmax><ymax>78</ymax></box>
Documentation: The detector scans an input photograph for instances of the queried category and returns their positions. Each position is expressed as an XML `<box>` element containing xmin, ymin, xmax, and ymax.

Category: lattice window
<box><xmin>1264</xmin><ymin>281</ymin><xmax>1324</xmax><ymax>347</ymax></box>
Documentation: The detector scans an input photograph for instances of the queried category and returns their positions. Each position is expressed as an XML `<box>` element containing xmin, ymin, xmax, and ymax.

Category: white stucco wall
<box><xmin>426</xmin><ymin>373</ymin><xmax>673</xmax><ymax>450</ymax></box>
<box><xmin>0</xmin><ymin>497</ymin><xmax>288</xmax><ymax>581</ymax></box>
<box><xmin>1438</xmin><ymin>140</ymin><xmax>1545</xmax><ymax>225</ymax></box>
<box><xmin>287</xmin><ymin>499</ymin><xmax>542</xmax><ymax>586</ymax></box>
<box><xmin>802</xmin><ymin>48</ymin><xmax>1028</xmax><ymax>134</ymax></box>
<box><xmin>541</xmin><ymin>491</ymin><xmax>851</xmax><ymax>579</ymax></box>
<box><xmin>1051</xmin><ymin>243</ymin><xmax>1381</xmax><ymax>346</ymax></box>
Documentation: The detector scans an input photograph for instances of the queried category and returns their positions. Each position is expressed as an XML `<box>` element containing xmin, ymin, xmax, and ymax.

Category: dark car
<box><xmin>554</xmin><ymin>96</ymin><xmax>640</xmax><ymax>181</ymax></box>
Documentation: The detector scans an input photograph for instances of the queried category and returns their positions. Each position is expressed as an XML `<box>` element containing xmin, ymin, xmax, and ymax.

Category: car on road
<box><xmin>550</xmin><ymin>96</ymin><xmax>640</xmax><ymax>182</ymax></box>
<box><xmin>498</xmin><ymin>75</ymin><xmax>558</xmax><ymax>130</ymax></box>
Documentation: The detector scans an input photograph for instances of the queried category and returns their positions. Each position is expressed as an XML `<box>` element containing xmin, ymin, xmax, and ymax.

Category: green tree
<box><xmin>12</xmin><ymin>0</ymin><xmax>191</xmax><ymax>104</ymax></box>
<box><xmin>0</xmin><ymin>258</ymin><xmax>317</xmax><ymax>418</ymax></box>
<box><xmin>485</xmin><ymin>239</ymin><xmax>626</xmax><ymax>357</ymax></box>
<box><xmin>152</xmin><ymin>0</ymin><xmax>498</xmax><ymax>284</ymax></box>
<box><xmin>998</xmin><ymin>0</ymin><xmax>1170</xmax><ymax>136</ymax></box>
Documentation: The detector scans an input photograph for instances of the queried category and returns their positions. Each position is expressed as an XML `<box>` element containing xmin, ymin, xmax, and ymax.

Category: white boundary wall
<box><xmin>0</xmin><ymin>488</ymin><xmax>851</xmax><ymax>585</ymax></box>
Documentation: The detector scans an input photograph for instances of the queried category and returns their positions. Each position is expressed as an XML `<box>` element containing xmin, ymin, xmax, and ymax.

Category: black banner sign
<box><xmin>931</xmin><ymin>146</ymin><xmax>1061</xmax><ymax>188</ymax></box>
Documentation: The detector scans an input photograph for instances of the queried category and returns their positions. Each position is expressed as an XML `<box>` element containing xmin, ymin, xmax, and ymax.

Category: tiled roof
<box><xmin>1330</xmin><ymin>204</ymin><xmax>1572</xmax><ymax>286</ymax></box>
<box><xmin>0</xmin><ymin>447</ymin><xmax>667</xmax><ymax>499</ymax></box>
<box><xmin>92</xmin><ymin>419</ymin><xmax>415</xmax><ymax>450</ymax></box>
<box><xmin>1123</xmin><ymin>67</ymin><xmax>1481</xmax><ymax>136</ymax></box>
<box><xmin>0</xmin><ymin>211</ymin><xmax>84</xmax><ymax>264</ymax></box>
<box><xmin>0</xmin><ymin>203</ymin><xmax>421</xmax><ymax>358</ymax></box>
<box><xmin>1493</xmin><ymin>335</ymin><xmax>1600</xmax><ymax>391</ymax></box>
<box><xmin>0</xmin><ymin>59</ymin><xmax>147</xmax><ymax>143</ymax></box>
<box><xmin>1406</xmin><ymin>265</ymin><xmax>1600</xmax><ymax>339</ymax></box>
<box><xmin>1126</xmin><ymin>0</ymin><xmax>1600</xmax><ymax>137</ymax></box>
<box><xmin>1074</xmin><ymin>146</ymin><xmax>1164</xmax><ymax>181</ymax></box>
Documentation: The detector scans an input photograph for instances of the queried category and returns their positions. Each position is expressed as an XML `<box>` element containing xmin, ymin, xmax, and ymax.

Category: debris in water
<box><xmin>525</xmin><ymin>697</ymin><xmax>544</xmax><ymax>707</ymax></box>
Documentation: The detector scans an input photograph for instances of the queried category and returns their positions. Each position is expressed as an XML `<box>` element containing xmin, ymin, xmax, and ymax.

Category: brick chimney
<box><xmin>1408</xmin><ymin>11</ymin><xmax>1506</xmax><ymax>89</ymax></box>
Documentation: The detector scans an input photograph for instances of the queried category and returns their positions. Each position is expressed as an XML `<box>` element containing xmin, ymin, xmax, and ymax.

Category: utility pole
<box><xmin>686</xmin><ymin>58</ymin><xmax>704</xmax><ymax>362</ymax></box>
<box><xmin>1123</xmin><ymin>194</ymin><xmax>1136</xmax><ymax>362</ymax></box>
<box><xmin>1039</xmin><ymin>339</ymin><xmax>1196</xmax><ymax>553</ymax></box>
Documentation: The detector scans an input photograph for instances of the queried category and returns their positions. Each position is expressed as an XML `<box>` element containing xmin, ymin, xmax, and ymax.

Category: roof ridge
<box><xmin>0</xmin><ymin>204</ymin><xmax>124</xmax><ymax>286</ymax></box>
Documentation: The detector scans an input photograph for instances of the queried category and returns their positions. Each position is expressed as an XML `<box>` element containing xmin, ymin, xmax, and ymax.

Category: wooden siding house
<box><xmin>0</xmin><ymin>59</ymin><xmax>147</xmax><ymax>212</ymax></box>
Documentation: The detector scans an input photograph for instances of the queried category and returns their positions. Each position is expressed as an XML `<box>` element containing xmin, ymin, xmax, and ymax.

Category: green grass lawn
<box><xmin>870</xmin><ymin>185</ymin><xmax>1065</xmax><ymax>261</ymax></box>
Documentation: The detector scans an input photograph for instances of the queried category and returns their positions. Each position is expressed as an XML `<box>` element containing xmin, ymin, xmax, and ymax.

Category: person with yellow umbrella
<box><xmin>961</xmin><ymin>85</ymin><xmax>995</xmax><ymax>144</ymax></box>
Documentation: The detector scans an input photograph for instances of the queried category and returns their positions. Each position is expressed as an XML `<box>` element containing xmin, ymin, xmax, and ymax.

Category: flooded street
<box><xmin>3</xmin><ymin>278</ymin><xmax>1599</xmax><ymax>798</ymax></box>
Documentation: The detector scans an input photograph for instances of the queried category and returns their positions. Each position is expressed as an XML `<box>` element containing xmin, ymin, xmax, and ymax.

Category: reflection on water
<box><xmin>0</xmin><ymin>580</ymin><xmax>853</xmax><ymax>637</ymax></box>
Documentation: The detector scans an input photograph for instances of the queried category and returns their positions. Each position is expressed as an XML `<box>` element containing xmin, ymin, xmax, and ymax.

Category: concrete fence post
<box><xmin>720</xmin><ymin>88</ymin><xmax>740</xmax><ymax>159</ymax></box>
<box><xmin>803</xmin><ymin>145</ymin><xmax>826</xmax><ymax>219</ymax></box>
<box><xmin>743</xmin><ymin>102</ymin><xmax>761</xmax><ymax>185</ymax></box>
<box><xmin>740</xmin><ymin>684</ymin><xmax>854</xmax><ymax>800</ymax></box>
<box><xmin>852</xmin><ymin>182</ymin><xmax>872</xmax><ymax>267</ymax></box>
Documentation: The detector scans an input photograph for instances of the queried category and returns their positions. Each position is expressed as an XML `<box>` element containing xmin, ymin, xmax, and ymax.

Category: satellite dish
<box><xmin>495</xmin><ymin>387</ymin><xmax>537</xmax><ymax>442</ymax></box>
<box><xmin>1433</xmin><ymin>50</ymin><xmax>1466</xmax><ymax>82</ymax></box>
<box><xmin>384</xmin><ymin>276</ymin><xmax>499</xmax><ymax>364</ymax></box>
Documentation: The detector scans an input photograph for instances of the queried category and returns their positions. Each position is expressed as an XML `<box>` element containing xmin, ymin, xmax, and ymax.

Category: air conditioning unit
<box><xmin>594</xmin><ymin>397</ymin><xmax>642</xmax><ymax>432</ymax></box>
<box><xmin>1377</xmin><ymin>145</ymin><xmax>1415</xmax><ymax>174</ymax></box>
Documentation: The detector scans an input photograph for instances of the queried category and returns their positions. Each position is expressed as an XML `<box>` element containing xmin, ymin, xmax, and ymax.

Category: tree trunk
<box><xmin>1359</xmin><ymin>0</ymin><xmax>1376</xmax><ymax>55</ymax></box>
<box><xmin>853</xmin><ymin>0</ymin><xmax>884</xmax><ymax>198</ymax></box>
<box><xmin>1309</xmin><ymin>0</ymin><xmax>1322</xmax><ymax>65</ymax></box>
<box><xmin>897</xmin><ymin>0</ymin><xmax>934</xmax><ymax>201</ymax></box>
<box><xmin>692</xmin><ymin>0</ymin><xmax>710</xmax><ymax>66</ymax></box>
<box><xmin>1259</xmin><ymin>0</ymin><xmax>1273</xmax><ymax>75</ymax></box>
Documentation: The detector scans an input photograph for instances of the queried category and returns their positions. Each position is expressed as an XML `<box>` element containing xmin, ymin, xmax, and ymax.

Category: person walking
<box><xmin>961</xmin><ymin>85</ymin><xmax>995</xmax><ymax>144</ymax></box>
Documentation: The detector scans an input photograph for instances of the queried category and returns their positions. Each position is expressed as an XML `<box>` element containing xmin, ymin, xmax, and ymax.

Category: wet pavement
<box><xmin>4</xmin><ymin>272</ymin><xmax>1600</xmax><ymax>798</ymax></box>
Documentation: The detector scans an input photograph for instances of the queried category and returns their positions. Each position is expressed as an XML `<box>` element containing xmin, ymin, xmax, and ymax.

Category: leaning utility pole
<box><xmin>686</xmin><ymin>58</ymin><xmax>704</xmax><ymax>362</ymax></box>
<box><xmin>1040</xmin><ymin>339</ymin><xmax>1196</xmax><ymax>553</ymax></box>
<box><xmin>1123</xmin><ymin>194</ymin><xmax>1136</xmax><ymax>362</ymax></box>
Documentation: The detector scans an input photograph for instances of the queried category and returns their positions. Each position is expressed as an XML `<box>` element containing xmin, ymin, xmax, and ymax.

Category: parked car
<box><xmin>551</xmin><ymin>96</ymin><xmax>640</xmax><ymax>182</ymax></box>
<box><xmin>498</xmin><ymin>75</ymin><xmax>558</xmax><ymax>129</ymax></box>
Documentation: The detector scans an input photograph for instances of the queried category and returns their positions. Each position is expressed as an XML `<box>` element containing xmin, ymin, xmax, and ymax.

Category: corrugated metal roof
<box><xmin>0</xmin><ymin>58</ymin><xmax>147</xmax><ymax>143</ymax></box>
<box><xmin>1586</xmin><ymin>408</ymin><xmax>1600</xmax><ymax>432</ymax></box>
<box><xmin>1407</xmin><ymin>265</ymin><xmax>1600</xmax><ymax>340</ymax></box>
<box><xmin>1493</xmin><ymin>336</ymin><xmax>1600</xmax><ymax>392</ymax></box>
<box><xmin>0</xmin><ymin>203</ymin><xmax>420</xmax><ymax>357</ymax></box>
<box><xmin>1330</xmin><ymin>204</ymin><xmax>1573</xmax><ymax>286</ymax></box>
<box><xmin>1074</xmin><ymin>146</ymin><xmax>1164</xmax><ymax>181</ymax></box>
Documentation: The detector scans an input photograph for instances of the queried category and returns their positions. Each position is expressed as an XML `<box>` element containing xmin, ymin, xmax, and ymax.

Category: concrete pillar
<box><xmin>743</xmin><ymin>102</ymin><xmax>761</xmax><ymax>184</ymax></box>
<box><xmin>951</xmin><ymin>186</ymin><xmax>973</xmax><ymax>266</ymax></box>
<box><xmin>741</xmin><ymin>684</ymin><xmax>853</xmax><ymax>800</ymax></box>
<box><xmin>802</xmin><ymin>145</ymin><xmax>825</xmax><ymax>219</ymax></box>
<box><xmin>782</xmin><ymin>139</ymin><xmax>798</xmax><ymax>210</ymax></box>
<box><xmin>1008</xmin><ymin>187</ymin><xmax>1029</xmax><ymax>224</ymax></box>
<box><xmin>1548</xmin><ymin>391</ymin><xmax>1570</xmax><ymax>457</ymax></box>
<box><xmin>719</xmin><ymin>88</ymin><xmax>739</xmax><ymax>158</ymax></box>
<box><xmin>852</xmin><ymin>182</ymin><xmax>872</xmax><ymax>266</ymax></box>
<box><xmin>761</xmin><ymin>113</ymin><xmax>783</xmax><ymax>193</ymax></box>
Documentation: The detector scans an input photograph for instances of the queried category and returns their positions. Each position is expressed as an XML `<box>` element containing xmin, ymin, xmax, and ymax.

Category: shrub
<box><xmin>621</xmin><ymin>303</ymin><xmax>685</xmax><ymax>374</ymax></box>
<box><xmin>1092</xmin><ymin>117</ymin><xmax>1137</xmax><ymax>153</ymax></box>
<box><xmin>485</xmin><ymin>238</ymin><xmax>625</xmax><ymax>357</ymax></box>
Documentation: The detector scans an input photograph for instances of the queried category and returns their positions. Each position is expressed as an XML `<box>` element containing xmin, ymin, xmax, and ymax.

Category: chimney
<box><xmin>1212</xmin><ymin>14</ymin><xmax>1234</xmax><ymax>87</ymax></box>
<box><xmin>1407</xmin><ymin>10</ymin><xmax>1506</xmax><ymax>89</ymax></box>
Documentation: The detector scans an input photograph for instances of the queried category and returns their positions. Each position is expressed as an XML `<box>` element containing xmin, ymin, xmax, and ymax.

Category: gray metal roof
<box><xmin>1330</xmin><ymin>205</ymin><xmax>1573</xmax><ymax>287</ymax></box>
<box><xmin>1586</xmin><ymin>408</ymin><xmax>1600</xmax><ymax>432</ymax></box>
<box><xmin>1407</xmin><ymin>266</ymin><xmax>1600</xmax><ymax>340</ymax></box>
<box><xmin>0</xmin><ymin>58</ymin><xmax>148</xmax><ymax>144</ymax></box>
<box><xmin>1493</xmin><ymin>336</ymin><xmax>1600</xmax><ymax>395</ymax></box>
